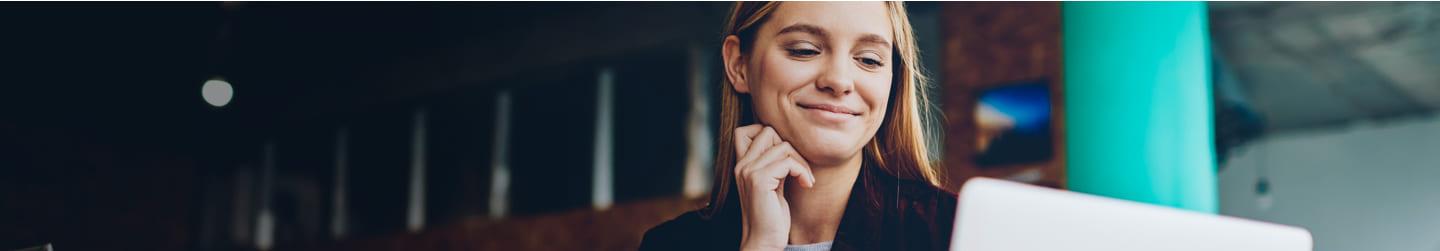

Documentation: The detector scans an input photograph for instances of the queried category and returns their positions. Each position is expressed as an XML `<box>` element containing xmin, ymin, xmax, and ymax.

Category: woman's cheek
<box><xmin>862</xmin><ymin>79</ymin><xmax>892</xmax><ymax>128</ymax></box>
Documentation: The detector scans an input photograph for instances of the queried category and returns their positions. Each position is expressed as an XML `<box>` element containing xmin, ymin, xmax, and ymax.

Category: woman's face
<box><xmin>731</xmin><ymin>2</ymin><xmax>895</xmax><ymax>167</ymax></box>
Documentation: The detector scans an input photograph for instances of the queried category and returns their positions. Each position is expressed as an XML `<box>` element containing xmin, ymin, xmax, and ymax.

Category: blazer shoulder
<box><xmin>895</xmin><ymin>177</ymin><xmax>960</xmax><ymax>250</ymax></box>
<box><xmin>894</xmin><ymin>177</ymin><xmax>958</xmax><ymax>208</ymax></box>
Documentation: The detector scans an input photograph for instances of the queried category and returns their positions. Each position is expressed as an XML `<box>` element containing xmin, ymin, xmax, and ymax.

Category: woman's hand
<box><xmin>734</xmin><ymin>124</ymin><xmax>816</xmax><ymax>251</ymax></box>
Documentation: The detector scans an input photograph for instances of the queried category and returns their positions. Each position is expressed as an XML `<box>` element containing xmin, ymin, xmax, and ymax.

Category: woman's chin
<box><xmin>795</xmin><ymin>140</ymin><xmax>863</xmax><ymax>167</ymax></box>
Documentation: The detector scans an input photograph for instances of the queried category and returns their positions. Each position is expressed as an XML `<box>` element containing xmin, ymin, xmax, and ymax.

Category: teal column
<box><xmin>1063</xmin><ymin>2</ymin><xmax>1217</xmax><ymax>213</ymax></box>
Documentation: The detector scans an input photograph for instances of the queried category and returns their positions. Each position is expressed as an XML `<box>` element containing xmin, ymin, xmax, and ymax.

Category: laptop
<box><xmin>951</xmin><ymin>177</ymin><xmax>1313</xmax><ymax>251</ymax></box>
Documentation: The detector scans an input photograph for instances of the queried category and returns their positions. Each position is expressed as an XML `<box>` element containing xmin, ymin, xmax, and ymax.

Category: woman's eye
<box><xmin>857</xmin><ymin>56</ymin><xmax>884</xmax><ymax>68</ymax></box>
<box><xmin>787</xmin><ymin>48</ymin><xmax>820</xmax><ymax>57</ymax></box>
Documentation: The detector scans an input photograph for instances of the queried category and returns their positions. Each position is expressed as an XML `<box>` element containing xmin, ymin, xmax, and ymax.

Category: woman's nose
<box><xmin>816</xmin><ymin>56</ymin><xmax>856</xmax><ymax>97</ymax></box>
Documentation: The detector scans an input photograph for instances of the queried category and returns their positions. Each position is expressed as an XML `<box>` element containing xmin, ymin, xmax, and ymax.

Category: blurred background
<box><xmin>1</xmin><ymin>2</ymin><xmax>1437</xmax><ymax>251</ymax></box>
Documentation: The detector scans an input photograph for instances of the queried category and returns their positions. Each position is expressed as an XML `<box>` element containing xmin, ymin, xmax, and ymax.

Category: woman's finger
<box><xmin>781</xmin><ymin>157</ymin><xmax>815</xmax><ymax>188</ymax></box>
<box><xmin>734</xmin><ymin>124</ymin><xmax>764</xmax><ymax>156</ymax></box>
<box><xmin>738</xmin><ymin>127</ymin><xmax>779</xmax><ymax>167</ymax></box>
<box><xmin>762</xmin><ymin>155</ymin><xmax>815</xmax><ymax>189</ymax></box>
<box><xmin>745</xmin><ymin>142</ymin><xmax>815</xmax><ymax>188</ymax></box>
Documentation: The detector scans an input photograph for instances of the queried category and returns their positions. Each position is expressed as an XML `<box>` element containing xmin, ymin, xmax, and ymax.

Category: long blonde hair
<box><xmin>704</xmin><ymin>1</ymin><xmax>940</xmax><ymax>218</ymax></box>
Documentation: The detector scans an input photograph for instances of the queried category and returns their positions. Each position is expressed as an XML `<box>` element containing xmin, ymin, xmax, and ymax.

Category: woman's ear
<box><xmin>722</xmin><ymin>35</ymin><xmax>750</xmax><ymax>94</ymax></box>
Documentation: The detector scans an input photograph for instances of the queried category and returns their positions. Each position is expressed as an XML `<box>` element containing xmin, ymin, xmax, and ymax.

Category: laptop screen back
<box><xmin>951</xmin><ymin>178</ymin><xmax>1312</xmax><ymax>251</ymax></box>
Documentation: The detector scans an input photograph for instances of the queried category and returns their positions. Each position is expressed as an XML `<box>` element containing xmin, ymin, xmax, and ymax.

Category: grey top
<box><xmin>784</xmin><ymin>241</ymin><xmax>834</xmax><ymax>251</ymax></box>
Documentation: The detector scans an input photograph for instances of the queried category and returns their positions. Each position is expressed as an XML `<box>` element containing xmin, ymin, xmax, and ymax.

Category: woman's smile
<box><xmin>796</xmin><ymin>102</ymin><xmax>862</xmax><ymax>125</ymax></box>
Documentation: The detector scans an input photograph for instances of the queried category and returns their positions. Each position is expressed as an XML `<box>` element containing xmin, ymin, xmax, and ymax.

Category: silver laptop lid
<box><xmin>951</xmin><ymin>177</ymin><xmax>1312</xmax><ymax>251</ymax></box>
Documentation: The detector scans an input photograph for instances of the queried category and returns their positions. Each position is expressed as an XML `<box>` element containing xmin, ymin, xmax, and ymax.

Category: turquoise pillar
<box><xmin>1063</xmin><ymin>2</ymin><xmax>1217</xmax><ymax>213</ymax></box>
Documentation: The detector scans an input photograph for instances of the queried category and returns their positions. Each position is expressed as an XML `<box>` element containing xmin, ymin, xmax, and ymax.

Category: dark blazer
<box><xmin>639</xmin><ymin>165</ymin><xmax>958</xmax><ymax>251</ymax></box>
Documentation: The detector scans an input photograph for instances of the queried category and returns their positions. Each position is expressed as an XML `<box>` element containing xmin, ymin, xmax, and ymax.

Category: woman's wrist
<box><xmin>740</xmin><ymin>238</ymin><xmax>786</xmax><ymax>251</ymax></box>
<box><xmin>740</xmin><ymin>227</ymin><xmax>786</xmax><ymax>251</ymax></box>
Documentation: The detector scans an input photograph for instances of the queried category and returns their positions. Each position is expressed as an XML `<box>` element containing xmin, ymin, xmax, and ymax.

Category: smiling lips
<box><xmin>798</xmin><ymin>103</ymin><xmax>862</xmax><ymax>116</ymax></box>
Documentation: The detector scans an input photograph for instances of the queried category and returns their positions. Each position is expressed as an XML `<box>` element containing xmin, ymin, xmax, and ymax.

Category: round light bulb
<box><xmin>202</xmin><ymin>79</ymin><xmax>234</xmax><ymax>107</ymax></box>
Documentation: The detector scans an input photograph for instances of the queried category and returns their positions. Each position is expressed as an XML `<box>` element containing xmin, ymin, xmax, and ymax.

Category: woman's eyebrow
<box><xmin>857</xmin><ymin>34</ymin><xmax>891</xmax><ymax>50</ymax></box>
<box><xmin>777</xmin><ymin>23</ymin><xmax>829</xmax><ymax>38</ymax></box>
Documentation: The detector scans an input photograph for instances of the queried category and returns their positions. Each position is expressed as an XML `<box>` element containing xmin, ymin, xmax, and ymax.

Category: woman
<box><xmin>641</xmin><ymin>2</ymin><xmax>955</xmax><ymax>251</ymax></box>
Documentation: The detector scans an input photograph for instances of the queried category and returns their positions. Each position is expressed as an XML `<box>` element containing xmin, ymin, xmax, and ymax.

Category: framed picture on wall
<box><xmin>972</xmin><ymin>79</ymin><xmax>1054</xmax><ymax>168</ymax></box>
